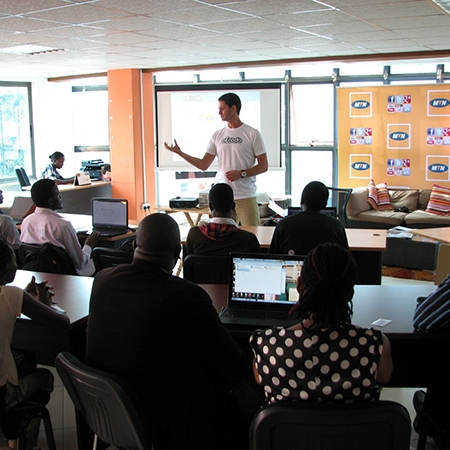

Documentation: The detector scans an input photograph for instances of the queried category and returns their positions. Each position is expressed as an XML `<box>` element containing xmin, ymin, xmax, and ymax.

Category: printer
<box><xmin>80</xmin><ymin>160</ymin><xmax>104</xmax><ymax>180</ymax></box>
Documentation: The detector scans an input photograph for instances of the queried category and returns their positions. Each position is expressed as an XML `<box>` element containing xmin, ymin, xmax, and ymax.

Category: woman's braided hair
<box><xmin>289</xmin><ymin>243</ymin><xmax>357</xmax><ymax>328</ymax></box>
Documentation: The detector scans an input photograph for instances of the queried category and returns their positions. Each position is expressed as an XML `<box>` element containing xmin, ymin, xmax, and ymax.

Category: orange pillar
<box><xmin>107</xmin><ymin>69</ymin><xmax>156</xmax><ymax>222</ymax></box>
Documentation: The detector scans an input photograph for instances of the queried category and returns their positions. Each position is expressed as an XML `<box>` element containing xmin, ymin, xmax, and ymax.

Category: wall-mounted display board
<box><xmin>337</xmin><ymin>85</ymin><xmax>450</xmax><ymax>189</ymax></box>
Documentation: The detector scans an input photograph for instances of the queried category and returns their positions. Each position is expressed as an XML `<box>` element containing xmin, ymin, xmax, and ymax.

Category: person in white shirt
<box><xmin>164</xmin><ymin>92</ymin><xmax>268</xmax><ymax>226</ymax></box>
<box><xmin>0</xmin><ymin>189</ymin><xmax>20</xmax><ymax>250</ymax></box>
<box><xmin>20</xmin><ymin>179</ymin><xmax>99</xmax><ymax>276</ymax></box>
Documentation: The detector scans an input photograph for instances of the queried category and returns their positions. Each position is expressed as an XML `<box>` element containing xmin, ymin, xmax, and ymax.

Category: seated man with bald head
<box><xmin>269</xmin><ymin>181</ymin><xmax>349</xmax><ymax>256</ymax></box>
<box><xmin>86</xmin><ymin>213</ymin><xmax>248</xmax><ymax>450</ymax></box>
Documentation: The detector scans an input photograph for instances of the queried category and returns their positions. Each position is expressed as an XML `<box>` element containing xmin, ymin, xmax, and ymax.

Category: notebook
<box><xmin>219</xmin><ymin>253</ymin><xmax>304</xmax><ymax>327</ymax></box>
<box><xmin>287</xmin><ymin>206</ymin><xmax>337</xmax><ymax>218</ymax></box>
<box><xmin>91</xmin><ymin>197</ymin><xmax>129</xmax><ymax>237</ymax></box>
<box><xmin>8</xmin><ymin>196</ymin><xmax>35</xmax><ymax>224</ymax></box>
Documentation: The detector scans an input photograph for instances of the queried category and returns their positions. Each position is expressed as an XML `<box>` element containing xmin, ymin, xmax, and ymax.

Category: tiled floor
<box><xmin>1</xmin><ymin>274</ymin><xmax>440</xmax><ymax>450</ymax></box>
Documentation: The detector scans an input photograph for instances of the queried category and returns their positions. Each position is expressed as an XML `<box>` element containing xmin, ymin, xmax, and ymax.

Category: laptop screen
<box><xmin>92</xmin><ymin>198</ymin><xmax>128</xmax><ymax>229</ymax></box>
<box><xmin>228</xmin><ymin>253</ymin><xmax>304</xmax><ymax>307</ymax></box>
<box><xmin>287</xmin><ymin>206</ymin><xmax>337</xmax><ymax>218</ymax></box>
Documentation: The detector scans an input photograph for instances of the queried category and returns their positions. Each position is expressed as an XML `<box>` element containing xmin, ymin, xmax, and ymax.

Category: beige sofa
<box><xmin>346</xmin><ymin>187</ymin><xmax>450</xmax><ymax>229</ymax></box>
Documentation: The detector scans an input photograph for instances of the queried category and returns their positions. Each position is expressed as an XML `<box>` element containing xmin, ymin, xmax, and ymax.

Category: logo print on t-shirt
<box><xmin>222</xmin><ymin>137</ymin><xmax>243</xmax><ymax>144</ymax></box>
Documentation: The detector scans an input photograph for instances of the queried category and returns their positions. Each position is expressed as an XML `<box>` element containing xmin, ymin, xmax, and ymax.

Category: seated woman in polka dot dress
<box><xmin>250</xmin><ymin>243</ymin><xmax>393</xmax><ymax>405</ymax></box>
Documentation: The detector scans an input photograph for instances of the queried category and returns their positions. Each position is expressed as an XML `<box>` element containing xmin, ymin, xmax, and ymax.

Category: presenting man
<box><xmin>165</xmin><ymin>92</ymin><xmax>268</xmax><ymax>226</ymax></box>
<box><xmin>269</xmin><ymin>181</ymin><xmax>349</xmax><ymax>256</ymax></box>
<box><xmin>20</xmin><ymin>179</ymin><xmax>99</xmax><ymax>276</ymax></box>
<box><xmin>86</xmin><ymin>213</ymin><xmax>249</xmax><ymax>450</ymax></box>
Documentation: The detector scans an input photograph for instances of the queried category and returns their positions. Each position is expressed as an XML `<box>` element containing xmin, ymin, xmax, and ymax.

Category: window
<box><xmin>290</xmin><ymin>83</ymin><xmax>334</xmax><ymax>146</ymax></box>
<box><xmin>0</xmin><ymin>83</ymin><xmax>33</xmax><ymax>181</ymax></box>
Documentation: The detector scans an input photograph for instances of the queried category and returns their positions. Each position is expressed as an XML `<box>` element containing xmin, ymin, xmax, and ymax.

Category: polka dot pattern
<box><xmin>250</xmin><ymin>325</ymin><xmax>383</xmax><ymax>405</ymax></box>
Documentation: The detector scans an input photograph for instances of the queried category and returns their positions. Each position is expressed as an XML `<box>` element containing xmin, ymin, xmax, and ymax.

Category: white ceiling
<box><xmin>0</xmin><ymin>0</ymin><xmax>449</xmax><ymax>79</ymax></box>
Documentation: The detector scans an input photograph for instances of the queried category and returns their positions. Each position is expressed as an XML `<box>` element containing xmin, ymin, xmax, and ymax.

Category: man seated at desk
<box><xmin>86</xmin><ymin>213</ymin><xmax>249</xmax><ymax>450</ymax></box>
<box><xmin>41</xmin><ymin>151</ymin><xmax>75</xmax><ymax>185</ymax></box>
<box><xmin>269</xmin><ymin>181</ymin><xmax>348</xmax><ymax>256</ymax></box>
<box><xmin>19</xmin><ymin>179</ymin><xmax>99</xmax><ymax>276</ymax></box>
<box><xmin>0</xmin><ymin>189</ymin><xmax>20</xmax><ymax>250</ymax></box>
<box><xmin>184</xmin><ymin>183</ymin><xmax>260</xmax><ymax>257</ymax></box>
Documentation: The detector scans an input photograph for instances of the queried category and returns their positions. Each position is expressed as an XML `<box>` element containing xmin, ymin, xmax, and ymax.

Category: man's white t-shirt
<box><xmin>205</xmin><ymin>123</ymin><xmax>266</xmax><ymax>200</ymax></box>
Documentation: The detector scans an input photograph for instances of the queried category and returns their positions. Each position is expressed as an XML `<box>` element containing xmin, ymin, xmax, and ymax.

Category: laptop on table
<box><xmin>219</xmin><ymin>253</ymin><xmax>305</xmax><ymax>328</ymax></box>
<box><xmin>287</xmin><ymin>206</ymin><xmax>337</xmax><ymax>218</ymax></box>
<box><xmin>91</xmin><ymin>197</ymin><xmax>129</xmax><ymax>237</ymax></box>
<box><xmin>8</xmin><ymin>196</ymin><xmax>35</xmax><ymax>224</ymax></box>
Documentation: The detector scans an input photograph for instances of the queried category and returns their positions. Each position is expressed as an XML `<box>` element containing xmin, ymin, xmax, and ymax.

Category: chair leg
<box><xmin>16</xmin><ymin>406</ymin><xmax>56</xmax><ymax>450</ymax></box>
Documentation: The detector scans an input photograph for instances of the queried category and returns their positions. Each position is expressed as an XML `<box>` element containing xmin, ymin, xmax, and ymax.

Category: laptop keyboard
<box><xmin>221</xmin><ymin>307</ymin><xmax>290</xmax><ymax>320</ymax></box>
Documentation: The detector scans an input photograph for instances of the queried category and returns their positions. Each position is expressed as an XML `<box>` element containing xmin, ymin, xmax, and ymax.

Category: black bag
<box><xmin>12</xmin><ymin>348</ymin><xmax>37</xmax><ymax>378</ymax></box>
<box><xmin>413</xmin><ymin>273</ymin><xmax>450</xmax><ymax>332</ymax></box>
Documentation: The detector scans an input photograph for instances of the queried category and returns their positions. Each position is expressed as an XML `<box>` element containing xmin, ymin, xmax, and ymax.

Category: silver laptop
<box><xmin>219</xmin><ymin>253</ymin><xmax>304</xmax><ymax>327</ymax></box>
<box><xmin>91</xmin><ymin>197</ymin><xmax>129</xmax><ymax>237</ymax></box>
<box><xmin>9</xmin><ymin>196</ymin><xmax>35</xmax><ymax>224</ymax></box>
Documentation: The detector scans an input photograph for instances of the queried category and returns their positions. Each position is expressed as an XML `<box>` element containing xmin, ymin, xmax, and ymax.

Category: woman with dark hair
<box><xmin>0</xmin><ymin>239</ymin><xmax>69</xmax><ymax>449</ymax></box>
<box><xmin>40</xmin><ymin>151</ymin><xmax>74</xmax><ymax>184</ymax></box>
<box><xmin>250</xmin><ymin>243</ymin><xmax>393</xmax><ymax>405</ymax></box>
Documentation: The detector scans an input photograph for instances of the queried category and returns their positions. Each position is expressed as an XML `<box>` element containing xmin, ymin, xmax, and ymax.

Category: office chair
<box><xmin>91</xmin><ymin>247</ymin><xmax>133</xmax><ymax>274</ymax></box>
<box><xmin>15</xmin><ymin>168</ymin><xmax>31</xmax><ymax>190</ymax></box>
<box><xmin>183</xmin><ymin>254</ymin><xmax>229</xmax><ymax>284</ymax></box>
<box><xmin>0</xmin><ymin>386</ymin><xmax>56</xmax><ymax>450</ymax></box>
<box><xmin>250</xmin><ymin>400</ymin><xmax>411</xmax><ymax>450</ymax></box>
<box><xmin>326</xmin><ymin>186</ymin><xmax>353</xmax><ymax>227</ymax></box>
<box><xmin>55</xmin><ymin>351</ymin><xmax>152</xmax><ymax>450</ymax></box>
<box><xmin>18</xmin><ymin>243</ymin><xmax>77</xmax><ymax>275</ymax></box>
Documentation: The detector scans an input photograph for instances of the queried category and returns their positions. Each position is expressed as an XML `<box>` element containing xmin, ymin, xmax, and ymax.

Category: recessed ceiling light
<box><xmin>430</xmin><ymin>0</ymin><xmax>450</xmax><ymax>14</ymax></box>
<box><xmin>0</xmin><ymin>44</ymin><xmax>64</xmax><ymax>55</ymax></box>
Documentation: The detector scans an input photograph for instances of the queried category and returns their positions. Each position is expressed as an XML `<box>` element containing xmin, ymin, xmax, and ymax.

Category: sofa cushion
<box><xmin>405</xmin><ymin>210</ymin><xmax>450</xmax><ymax>227</ymax></box>
<box><xmin>352</xmin><ymin>210</ymin><xmax>406</xmax><ymax>226</ymax></box>
<box><xmin>425</xmin><ymin>184</ymin><xmax>450</xmax><ymax>215</ymax></box>
<box><xmin>418</xmin><ymin>190</ymin><xmax>431</xmax><ymax>210</ymax></box>
<box><xmin>389</xmin><ymin>189</ymin><xmax>419</xmax><ymax>211</ymax></box>
<box><xmin>367</xmin><ymin>180</ymin><xmax>391</xmax><ymax>210</ymax></box>
<box><xmin>347</xmin><ymin>187</ymin><xmax>371</xmax><ymax>217</ymax></box>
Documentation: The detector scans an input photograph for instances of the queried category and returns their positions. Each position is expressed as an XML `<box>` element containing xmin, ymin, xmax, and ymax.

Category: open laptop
<box><xmin>8</xmin><ymin>196</ymin><xmax>35</xmax><ymax>224</ymax></box>
<box><xmin>219</xmin><ymin>253</ymin><xmax>304</xmax><ymax>327</ymax></box>
<box><xmin>287</xmin><ymin>206</ymin><xmax>337</xmax><ymax>218</ymax></box>
<box><xmin>91</xmin><ymin>197</ymin><xmax>129</xmax><ymax>237</ymax></box>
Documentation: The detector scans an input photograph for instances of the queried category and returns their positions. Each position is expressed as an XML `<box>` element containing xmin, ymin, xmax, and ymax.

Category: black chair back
<box><xmin>15</xmin><ymin>167</ymin><xmax>31</xmax><ymax>190</ymax></box>
<box><xmin>55</xmin><ymin>352</ymin><xmax>152</xmax><ymax>450</ymax></box>
<box><xmin>92</xmin><ymin>247</ymin><xmax>133</xmax><ymax>273</ymax></box>
<box><xmin>250</xmin><ymin>400</ymin><xmax>411</xmax><ymax>450</ymax></box>
<box><xmin>183</xmin><ymin>254</ymin><xmax>229</xmax><ymax>284</ymax></box>
<box><xmin>326</xmin><ymin>186</ymin><xmax>353</xmax><ymax>227</ymax></box>
<box><xmin>18</xmin><ymin>243</ymin><xmax>77</xmax><ymax>275</ymax></box>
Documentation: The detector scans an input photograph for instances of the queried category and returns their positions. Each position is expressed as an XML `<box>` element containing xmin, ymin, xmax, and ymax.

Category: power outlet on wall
<box><xmin>142</xmin><ymin>203</ymin><xmax>150</xmax><ymax>211</ymax></box>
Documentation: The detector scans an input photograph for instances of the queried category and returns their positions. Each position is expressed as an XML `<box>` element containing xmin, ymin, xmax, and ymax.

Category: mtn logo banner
<box><xmin>387</xmin><ymin>123</ymin><xmax>411</xmax><ymax>149</ymax></box>
<box><xmin>426</xmin><ymin>155</ymin><xmax>450</xmax><ymax>182</ymax></box>
<box><xmin>349</xmin><ymin>154</ymin><xmax>372</xmax><ymax>179</ymax></box>
<box><xmin>349</xmin><ymin>92</ymin><xmax>372</xmax><ymax>118</ymax></box>
<box><xmin>427</xmin><ymin>90</ymin><xmax>450</xmax><ymax>116</ymax></box>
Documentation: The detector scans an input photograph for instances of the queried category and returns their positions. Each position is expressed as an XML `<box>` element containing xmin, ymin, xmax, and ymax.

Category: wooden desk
<box><xmin>412</xmin><ymin>227</ymin><xmax>450</xmax><ymax>243</ymax></box>
<box><xmin>201</xmin><ymin>283</ymin><xmax>445</xmax><ymax>388</ymax></box>
<box><xmin>155</xmin><ymin>205</ymin><xmax>211</xmax><ymax>227</ymax></box>
<box><xmin>58</xmin><ymin>181</ymin><xmax>112</xmax><ymax>215</ymax></box>
<box><xmin>10</xmin><ymin>270</ymin><xmax>93</xmax><ymax>366</ymax></box>
<box><xmin>238</xmin><ymin>227</ymin><xmax>386</xmax><ymax>285</ymax></box>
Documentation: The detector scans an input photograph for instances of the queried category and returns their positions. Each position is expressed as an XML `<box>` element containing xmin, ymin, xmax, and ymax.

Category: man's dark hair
<box><xmin>289</xmin><ymin>243</ymin><xmax>357</xmax><ymax>328</ymax></box>
<box><xmin>209</xmin><ymin>183</ymin><xmax>234</xmax><ymax>214</ymax></box>
<box><xmin>31</xmin><ymin>179</ymin><xmax>56</xmax><ymax>207</ymax></box>
<box><xmin>301</xmin><ymin>181</ymin><xmax>329</xmax><ymax>212</ymax></box>
<box><xmin>218</xmin><ymin>93</ymin><xmax>241</xmax><ymax>114</ymax></box>
<box><xmin>49</xmin><ymin>151</ymin><xmax>64</xmax><ymax>161</ymax></box>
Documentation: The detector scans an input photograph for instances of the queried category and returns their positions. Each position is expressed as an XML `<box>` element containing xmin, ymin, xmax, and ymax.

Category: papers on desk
<box><xmin>388</xmin><ymin>227</ymin><xmax>413</xmax><ymax>239</ymax></box>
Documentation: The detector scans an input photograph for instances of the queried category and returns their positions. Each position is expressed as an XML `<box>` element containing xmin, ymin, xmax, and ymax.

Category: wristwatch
<box><xmin>241</xmin><ymin>170</ymin><xmax>247</xmax><ymax>178</ymax></box>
